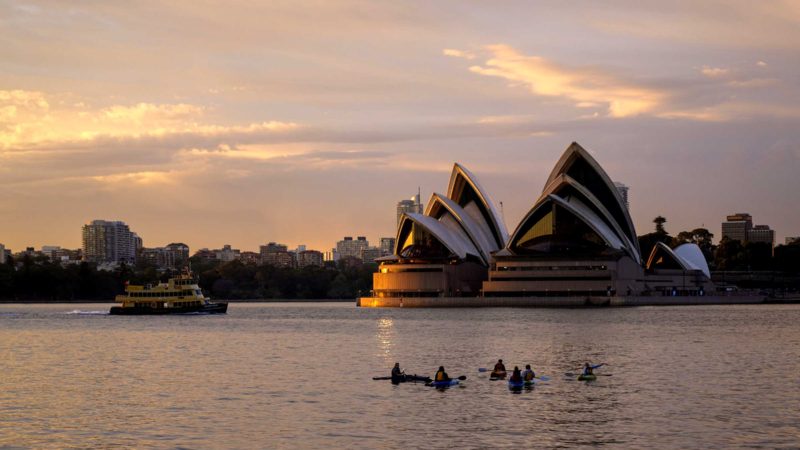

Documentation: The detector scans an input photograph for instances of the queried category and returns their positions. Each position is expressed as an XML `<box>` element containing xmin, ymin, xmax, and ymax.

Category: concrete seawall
<box><xmin>357</xmin><ymin>295</ymin><xmax>766</xmax><ymax>308</ymax></box>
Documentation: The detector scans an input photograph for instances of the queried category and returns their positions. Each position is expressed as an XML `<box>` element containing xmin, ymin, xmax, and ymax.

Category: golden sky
<box><xmin>1</xmin><ymin>1</ymin><xmax>799</xmax><ymax>252</ymax></box>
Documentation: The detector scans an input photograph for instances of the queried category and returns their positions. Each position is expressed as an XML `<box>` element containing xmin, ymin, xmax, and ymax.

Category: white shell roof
<box><xmin>508</xmin><ymin>194</ymin><xmax>627</xmax><ymax>253</ymax></box>
<box><xmin>544</xmin><ymin>142</ymin><xmax>639</xmax><ymax>253</ymax></box>
<box><xmin>447</xmin><ymin>163</ymin><xmax>509</xmax><ymax>247</ymax></box>
<box><xmin>397</xmin><ymin>213</ymin><xmax>482</xmax><ymax>261</ymax></box>
<box><xmin>541</xmin><ymin>174</ymin><xmax>642</xmax><ymax>264</ymax></box>
<box><xmin>548</xmin><ymin>195</ymin><xmax>627</xmax><ymax>252</ymax></box>
<box><xmin>426</xmin><ymin>193</ymin><xmax>498</xmax><ymax>265</ymax></box>
<box><xmin>674</xmin><ymin>243</ymin><xmax>711</xmax><ymax>278</ymax></box>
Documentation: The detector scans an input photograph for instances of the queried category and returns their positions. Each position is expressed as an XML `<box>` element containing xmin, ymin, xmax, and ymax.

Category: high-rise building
<box><xmin>721</xmin><ymin>213</ymin><xmax>775</xmax><ymax>250</ymax></box>
<box><xmin>613</xmin><ymin>181</ymin><xmax>629</xmax><ymax>210</ymax></box>
<box><xmin>379</xmin><ymin>237</ymin><xmax>396</xmax><ymax>256</ymax></box>
<box><xmin>721</xmin><ymin>213</ymin><xmax>753</xmax><ymax>242</ymax></box>
<box><xmin>748</xmin><ymin>225</ymin><xmax>775</xmax><ymax>247</ymax></box>
<box><xmin>337</xmin><ymin>236</ymin><xmax>369</xmax><ymax>260</ymax></box>
<box><xmin>82</xmin><ymin>220</ymin><xmax>140</xmax><ymax>264</ymax></box>
<box><xmin>0</xmin><ymin>243</ymin><xmax>5</xmax><ymax>264</ymax></box>
<box><xmin>396</xmin><ymin>189</ymin><xmax>423</xmax><ymax>227</ymax></box>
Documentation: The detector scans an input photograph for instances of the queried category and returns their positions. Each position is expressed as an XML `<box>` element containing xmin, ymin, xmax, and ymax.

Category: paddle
<box><xmin>565</xmin><ymin>372</ymin><xmax>612</xmax><ymax>377</ymax></box>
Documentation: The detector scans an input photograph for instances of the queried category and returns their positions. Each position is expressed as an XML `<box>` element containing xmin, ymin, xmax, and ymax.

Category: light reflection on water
<box><xmin>1</xmin><ymin>303</ymin><xmax>799</xmax><ymax>448</ymax></box>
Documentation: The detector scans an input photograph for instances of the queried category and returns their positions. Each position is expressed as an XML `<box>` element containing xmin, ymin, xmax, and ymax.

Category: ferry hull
<box><xmin>110</xmin><ymin>302</ymin><xmax>228</xmax><ymax>315</ymax></box>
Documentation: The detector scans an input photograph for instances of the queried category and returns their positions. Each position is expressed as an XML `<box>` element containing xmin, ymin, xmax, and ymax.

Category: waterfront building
<box><xmin>370</xmin><ymin>142</ymin><xmax>713</xmax><ymax>301</ymax></box>
<box><xmin>396</xmin><ymin>190</ymin><xmax>423</xmax><ymax>227</ymax></box>
<box><xmin>379</xmin><ymin>237</ymin><xmax>396</xmax><ymax>256</ymax></box>
<box><xmin>297</xmin><ymin>250</ymin><xmax>324</xmax><ymax>268</ymax></box>
<box><xmin>373</xmin><ymin>163</ymin><xmax>507</xmax><ymax>297</ymax></box>
<box><xmin>614</xmin><ymin>182</ymin><xmax>629</xmax><ymax>210</ymax></box>
<box><xmin>337</xmin><ymin>236</ymin><xmax>369</xmax><ymax>260</ymax></box>
<box><xmin>82</xmin><ymin>220</ymin><xmax>141</xmax><ymax>264</ymax></box>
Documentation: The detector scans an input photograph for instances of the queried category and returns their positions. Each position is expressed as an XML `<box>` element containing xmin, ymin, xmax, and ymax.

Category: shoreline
<box><xmin>0</xmin><ymin>298</ymin><xmax>355</xmax><ymax>304</ymax></box>
<box><xmin>356</xmin><ymin>295</ymin><xmax>779</xmax><ymax>308</ymax></box>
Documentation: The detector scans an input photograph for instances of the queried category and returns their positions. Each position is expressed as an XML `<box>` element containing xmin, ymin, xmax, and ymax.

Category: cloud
<box><xmin>464</xmin><ymin>44</ymin><xmax>664</xmax><ymax>117</ymax></box>
<box><xmin>701</xmin><ymin>66</ymin><xmax>729</xmax><ymax>78</ymax></box>
<box><xmin>442</xmin><ymin>48</ymin><xmax>475</xmax><ymax>59</ymax></box>
<box><xmin>757</xmin><ymin>60</ymin><xmax>768</xmax><ymax>67</ymax></box>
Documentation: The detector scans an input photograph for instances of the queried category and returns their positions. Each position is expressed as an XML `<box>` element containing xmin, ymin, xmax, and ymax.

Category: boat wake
<box><xmin>65</xmin><ymin>310</ymin><xmax>109</xmax><ymax>315</ymax></box>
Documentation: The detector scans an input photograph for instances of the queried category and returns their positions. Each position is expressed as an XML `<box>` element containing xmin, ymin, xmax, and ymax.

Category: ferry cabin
<box><xmin>117</xmin><ymin>276</ymin><xmax>207</xmax><ymax>310</ymax></box>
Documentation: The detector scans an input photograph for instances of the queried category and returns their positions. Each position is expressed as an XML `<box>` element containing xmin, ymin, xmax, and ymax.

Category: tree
<box><xmin>638</xmin><ymin>216</ymin><xmax>672</xmax><ymax>262</ymax></box>
<box><xmin>673</xmin><ymin>228</ymin><xmax>715</xmax><ymax>264</ymax></box>
<box><xmin>653</xmin><ymin>216</ymin><xmax>667</xmax><ymax>235</ymax></box>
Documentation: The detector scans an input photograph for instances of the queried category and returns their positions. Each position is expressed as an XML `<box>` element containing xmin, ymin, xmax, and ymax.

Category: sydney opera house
<box><xmin>360</xmin><ymin>142</ymin><xmax>735</xmax><ymax>307</ymax></box>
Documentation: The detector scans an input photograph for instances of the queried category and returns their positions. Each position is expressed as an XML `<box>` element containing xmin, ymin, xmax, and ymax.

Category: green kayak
<box><xmin>577</xmin><ymin>374</ymin><xmax>596</xmax><ymax>381</ymax></box>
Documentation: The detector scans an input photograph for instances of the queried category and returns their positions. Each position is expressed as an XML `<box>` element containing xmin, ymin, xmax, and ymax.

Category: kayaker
<box><xmin>493</xmin><ymin>359</ymin><xmax>506</xmax><ymax>373</ymax></box>
<box><xmin>509</xmin><ymin>366</ymin><xmax>522</xmax><ymax>383</ymax></box>
<box><xmin>391</xmin><ymin>363</ymin><xmax>405</xmax><ymax>383</ymax></box>
<box><xmin>583</xmin><ymin>362</ymin><xmax>604</xmax><ymax>375</ymax></box>
<box><xmin>434</xmin><ymin>366</ymin><xmax>450</xmax><ymax>382</ymax></box>
<box><xmin>522</xmin><ymin>364</ymin><xmax>536</xmax><ymax>381</ymax></box>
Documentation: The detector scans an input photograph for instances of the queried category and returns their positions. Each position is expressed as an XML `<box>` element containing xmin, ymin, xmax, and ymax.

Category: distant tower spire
<box><xmin>499</xmin><ymin>201</ymin><xmax>506</xmax><ymax>225</ymax></box>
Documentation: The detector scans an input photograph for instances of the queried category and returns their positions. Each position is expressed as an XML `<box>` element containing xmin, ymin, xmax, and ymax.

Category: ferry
<box><xmin>110</xmin><ymin>271</ymin><xmax>228</xmax><ymax>315</ymax></box>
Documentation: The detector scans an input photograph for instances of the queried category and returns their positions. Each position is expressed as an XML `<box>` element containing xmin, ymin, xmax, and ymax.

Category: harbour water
<box><xmin>1</xmin><ymin>303</ymin><xmax>799</xmax><ymax>448</ymax></box>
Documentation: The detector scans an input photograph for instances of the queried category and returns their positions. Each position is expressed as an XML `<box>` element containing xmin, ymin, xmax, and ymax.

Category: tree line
<box><xmin>0</xmin><ymin>255</ymin><xmax>376</xmax><ymax>301</ymax></box>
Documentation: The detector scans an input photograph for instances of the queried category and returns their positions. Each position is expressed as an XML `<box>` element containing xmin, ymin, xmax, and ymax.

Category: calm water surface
<box><xmin>1</xmin><ymin>303</ymin><xmax>799</xmax><ymax>448</ymax></box>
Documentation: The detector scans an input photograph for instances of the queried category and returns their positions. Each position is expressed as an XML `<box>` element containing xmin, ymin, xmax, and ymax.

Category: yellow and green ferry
<box><xmin>110</xmin><ymin>272</ymin><xmax>228</xmax><ymax>315</ymax></box>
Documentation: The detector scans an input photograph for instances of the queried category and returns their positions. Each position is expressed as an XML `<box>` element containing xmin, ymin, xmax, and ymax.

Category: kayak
<box><xmin>577</xmin><ymin>374</ymin><xmax>597</xmax><ymax>381</ymax></box>
<box><xmin>392</xmin><ymin>374</ymin><xmax>432</xmax><ymax>384</ymax></box>
<box><xmin>490</xmin><ymin>370</ymin><xmax>507</xmax><ymax>380</ymax></box>
<box><xmin>428</xmin><ymin>379</ymin><xmax>459</xmax><ymax>388</ymax></box>
<box><xmin>508</xmin><ymin>379</ymin><xmax>524</xmax><ymax>389</ymax></box>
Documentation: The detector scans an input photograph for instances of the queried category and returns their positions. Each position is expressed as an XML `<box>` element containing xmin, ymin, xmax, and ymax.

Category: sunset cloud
<box><xmin>701</xmin><ymin>66</ymin><xmax>729</xmax><ymax>78</ymax></box>
<box><xmin>465</xmin><ymin>45</ymin><xmax>664</xmax><ymax>117</ymax></box>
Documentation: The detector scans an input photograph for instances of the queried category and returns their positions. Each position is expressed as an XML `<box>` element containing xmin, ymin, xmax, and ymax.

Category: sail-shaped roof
<box><xmin>508</xmin><ymin>194</ymin><xmax>627</xmax><ymax>255</ymax></box>
<box><xmin>394</xmin><ymin>213</ymin><xmax>481</xmax><ymax>261</ymax></box>
<box><xmin>674</xmin><ymin>243</ymin><xmax>711</xmax><ymax>278</ymax></box>
<box><xmin>425</xmin><ymin>193</ymin><xmax>498</xmax><ymax>265</ymax></box>
<box><xmin>446</xmin><ymin>163</ymin><xmax>508</xmax><ymax>249</ymax></box>
<box><xmin>545</xmin><ymin>142</ymin><xmax>639</xmax><ymax>255</ymax></box>
<box><xmin>646</xmin><ymin>242</ymin><xmax>690</xmax><ymax>272</ymax></box>
<box><xmin>539</xmin><ymin>174</ymin><xmax>641</xmax><ymax>264</ymax></box>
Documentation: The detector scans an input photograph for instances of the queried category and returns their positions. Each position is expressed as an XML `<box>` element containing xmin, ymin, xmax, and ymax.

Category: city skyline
<box><xmin>2</xmin><ymin>1</ymin><xmax>799</xmax><ymax>252</ymax></box>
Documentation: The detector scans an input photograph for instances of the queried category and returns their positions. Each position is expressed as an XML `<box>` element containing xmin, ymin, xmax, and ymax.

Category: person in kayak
<box><xmin>391</xmin><ymin>362</ymin><xmax>405</xmax><ymax>383</ymax></box>
<box><xmin>493</xmin><ymin>359</ymin><xmax>506</xmax><ymax>374</ymax></box>
<box><xmin>522</xmin><ymin>364</ymin><xmax>536</xmax><ymax>381</ymax></box>
<box><xmin>583</xmin><ymin>362</ymin><xmax>604</xmax><ymax>375</ymax></box>
<box><xmin>509</xmin><ymin>366</ymin><xmax>522</xmax><ymax>383</ymax></box>
<box><xmin>434</xmin><ymin>366</ymin><xmax>450</xmax><ymax>382</ymax></box>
